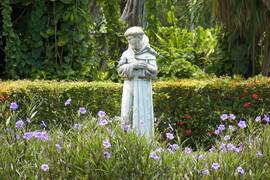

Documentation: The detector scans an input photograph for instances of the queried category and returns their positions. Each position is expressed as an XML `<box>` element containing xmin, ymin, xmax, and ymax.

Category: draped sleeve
<box><xmin>117</xmin><ymin>51</ymin><xmax>135</xmax><ymax>79</ymax></box>
<box><xmin>145</xmin><ymin>59</ymin><xmax>158</xmax><ymax>79</ymax></box>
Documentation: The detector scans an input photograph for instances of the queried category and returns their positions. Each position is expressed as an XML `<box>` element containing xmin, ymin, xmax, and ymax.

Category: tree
<box><xmin>209</xmin><ymin>0</ymin><xmax>270</xmax><ymax>76</ymax></box>
<box><xmin>120</xmin><ymin>0</ymin><xmax>145</xmax><ymax>26</ymax></box>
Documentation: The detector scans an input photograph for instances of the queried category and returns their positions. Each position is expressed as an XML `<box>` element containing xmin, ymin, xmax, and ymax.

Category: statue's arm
<box><xmin>146</xmin><ymin>60</ymin><xmax>158</xmax><ymax>77</ymax></box>
<box><xmin>117</xmin><ymin>56</ymin><xmax>135</xmax><ymax>78</ymax></box>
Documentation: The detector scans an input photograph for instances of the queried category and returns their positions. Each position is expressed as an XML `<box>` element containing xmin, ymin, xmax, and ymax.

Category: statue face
<box><xmin>127</xmin><ymin>34</ymin><xmax>144</xmax><ymax>51</ymax></box>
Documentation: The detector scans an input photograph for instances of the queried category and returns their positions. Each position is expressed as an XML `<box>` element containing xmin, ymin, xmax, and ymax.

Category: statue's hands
<box><xmin>132</xmin><ymin>61</ymin><xmax>147</xmax><ymax>69</ymax></box>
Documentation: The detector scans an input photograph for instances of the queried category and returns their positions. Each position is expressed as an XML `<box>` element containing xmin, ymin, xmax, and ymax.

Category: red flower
<box><xmin>177</xmin><ymin>120</ymin><xmax>184</xmax><ymax>126</ymax></box>
<box><xmin>184</xmin><ymin>114</ymin><xmax>191</xmax><ymax>120</ymax></box>
<box><xmin>243</xmin><ymin>102</ymin><xmax>252</xmax><ymax>108</ymax></box>
<box><xmin>252</xmin><ymin>93</ymin><xmax>259</xmax><ymax>100</ymax></box>
<box><xmin>185</xmin><ymin>129</ymin><xmax>192</xmax><ymax>136</ymax></box>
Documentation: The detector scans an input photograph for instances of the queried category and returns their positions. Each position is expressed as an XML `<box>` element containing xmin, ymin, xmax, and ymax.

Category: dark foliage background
<box><xmin>0</xmin><ymin>0</ymin><xmax>270</xmax><ymax>80</ymax></box>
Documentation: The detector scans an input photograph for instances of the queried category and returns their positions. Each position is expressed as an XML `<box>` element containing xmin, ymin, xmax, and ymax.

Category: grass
<box><xmin>0</xmin><ymin>100</ymin><xmax>270</xmax><ymax>179</ymax></box>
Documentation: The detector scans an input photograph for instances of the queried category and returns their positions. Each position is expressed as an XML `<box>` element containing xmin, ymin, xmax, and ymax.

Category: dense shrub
<box><xmin>1</xmin><ymin>76</ymin><xmax>270</xmax><ymax>146</ymax></box>
<box><xmin>154</xmin><ymin>26</ymin><xmax>227</xmax><ymax>79</ymax></box>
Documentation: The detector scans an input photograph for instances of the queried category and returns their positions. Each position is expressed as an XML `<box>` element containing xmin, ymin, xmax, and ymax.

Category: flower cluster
<box><xmin>23</xmin><ymin>131</ymin><xmax>49</xmax><ymax>141</ymax></box>
<box><xmin>176</xmin><ymin>114</ymin><xmax>192</xmax><ymax>137</ymax></box>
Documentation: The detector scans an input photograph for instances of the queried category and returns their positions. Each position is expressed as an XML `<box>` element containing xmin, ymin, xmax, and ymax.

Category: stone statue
<box><xmin>117</xmin><ymin>26</ymin><xmax>158</xmax><ymax>139</ymax></box>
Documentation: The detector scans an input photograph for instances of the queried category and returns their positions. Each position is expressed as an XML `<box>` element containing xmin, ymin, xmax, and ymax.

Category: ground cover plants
<box><xmin>0</xmin><ymin>99</ymin><xmax>270</xmax><ymax>179</ymax></box>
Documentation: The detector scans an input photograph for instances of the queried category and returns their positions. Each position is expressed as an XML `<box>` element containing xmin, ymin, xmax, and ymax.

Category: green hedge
<box><xmin>1</xmin><ymin>76</ymin><xmax>270</xmax><ymax>145</ymax></box>
<box><xmin>0</xmin><ymin>81</ymin><xmax>122</xmax><ymax>127</ymax></box>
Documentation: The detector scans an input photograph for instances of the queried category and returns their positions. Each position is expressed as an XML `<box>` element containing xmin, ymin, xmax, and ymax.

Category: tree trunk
<box><xmin>252</xmin><ymin>35</ymin><xmax>256</xmax><ymax>76</ymax></box>
<box><xmin>262</xmin><ymin>15</ymin><xmax>270</xmax><ymax>76</ymax></box>
<box><xmin>262</xmin><ymin>0</ymin><xmax>270</xmax><ymax>12</ymax></box>
<box><xmin>262</xmin><ymin>48</ymin><xmax>270</xmax><ymax>76</ymax></box>
<box><xmin>262</xmin><ymin>35</ymin><xmax>270</xmax><ymax>76</ymax></box>
<box><xmin>120</xmin><ymin>0</ymin><xmax>145</xmax><ymax>26</ymax></box>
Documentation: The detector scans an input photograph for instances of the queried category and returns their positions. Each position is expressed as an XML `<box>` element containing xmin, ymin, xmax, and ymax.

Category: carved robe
<box><xmin>117</xmin><ymin>45</ymin><xmax>158</xmax><ymax>139</ymax></box>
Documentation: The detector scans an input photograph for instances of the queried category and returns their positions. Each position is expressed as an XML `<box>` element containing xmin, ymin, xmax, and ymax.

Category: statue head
<box><xmin>124</xmin><ymin>26</ymin><xmax>145</xmax><ymax>52</ymax></box>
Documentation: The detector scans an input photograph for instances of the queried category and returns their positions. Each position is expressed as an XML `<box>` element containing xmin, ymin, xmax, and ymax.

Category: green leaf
<box><xmin>74</xmin><ymin>34</ymin><xmax>85</xmax><ymax>42</ymax></box>
<box><xmin>60</xmin><ymin>0</ymin><xmax>73</xmax><ymax>4</ymax></box>
<box><xmin>6</xmin><ymin>116</ymin><xmax>11</xmax><ymax>126</ymax></box>
<box><xmin>58</xmin><ymin>34</ymin><xmax>69</xmax><ymax>47</ymax></box>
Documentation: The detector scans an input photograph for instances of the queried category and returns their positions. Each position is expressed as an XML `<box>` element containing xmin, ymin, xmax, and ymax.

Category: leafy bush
<box><xmin>1</xmin><ymin>76</ymin><xmax>270</xmax><ymax>146</ymax></box>
<box><xmin>153</xmin><ymin>26</ymin><xmax>229</xmax><ymax>79</ymax></box>
<box><xmin>0</xmin><ymin>81</ymin><xmax>122</xmax><ymax>129</ymax></box>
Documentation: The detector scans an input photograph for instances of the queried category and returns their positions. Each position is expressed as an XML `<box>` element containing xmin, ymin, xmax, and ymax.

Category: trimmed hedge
<box><xmin>1</xmin><ymin>76</ymin><xmax>270</xmax><ymax>145</ymax></box>
<box><xmin>0</xmin><ymin>81</ymin><xmax>122</xmax><ymax>127</ymax></box>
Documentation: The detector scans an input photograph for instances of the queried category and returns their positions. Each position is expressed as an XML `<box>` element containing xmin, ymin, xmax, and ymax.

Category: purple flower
<box><xmin>156</xmin><ymin>147</ymin><xmax>164</xmax><ymax>152</ymax></box>
<box><xmin>23</xmin><ymin>132</ymin><xmax>34</xmax><ymax>140</ymax></box>
<box><xmin>224</xmin><ymin>135</ymin><xmax>230</xmax><ymax>141</ymax></box>
<box><xmin>15</xmin><ymin>134</ymin><xmax>20</xmax><ymax>140</ymax></box>
<box><xmin>34</xmin><ymin>131</ymin><xmax>49</xmax><ymax>141</ymax></box>
<box><xmin>226</xmin><ymin>143</ymin><xmax>235</xmax><ymax>150</ymax></box>
<box><xmin>232</xmin><ymin>147</ymin><xmax>240</xmax><ymax>153</ymax></box>
<box><xmin>166</xmin><ymin>133</ymin><xmax>174</xmax><ymax>140</ymax></box>
<box><xmin>103</xmin><ymin>138</ymin><xmax>111</xmax><ymax>149</ymax></box>
<box><xmin>200</xmin><ymin>169</ymin><xmax>209</xmax><ymax>175</ymax></box>
<box><xmin>220</xmin><ymin>143</ymin><xmax>227</xmax><ymax>152</ymax></box>
<box><xmin>167</xmin><ymin>148</ymin><xmax>174</xmax><ymax>154</ymax></box>
<box><xmin>184</xmin><ymin>147</ymin><xmax>192</xmax><ymax>154</ymax></box>
<box><xmin>238</xmin><ymin>120</ymin><xmax>247</xmax><ymax>129</ymax></box>
<box><xmin>209</xmin><ymin>145</ymin><xmax>215</xmax><ymax>153</ymax></box>
<box><xmin>64</xmin><ymin>98</ymin><xmax>71</xmax><ymax>106</ymax></box>
<box><xmin>229</xmin><ymin>114</ymin><xmax>236</xmax><ymax>120</ymax></box>
<box><xmin>214</xmin><ymin>129</ymin><xmax>220</xmax><ymax>135</ymax></box>
<box><xmin>255</xmin><ymin>116</ymin><xmax>261</xmax><ymax>122</ymax></box>
<box><xmin>256</xmin><ymin>151</ymin><xmax>263</xmax><ymax>157</ymax></box>
<box><xmin>10</xmin><ymin>102</ymin><xmax>19</xmax><ymax>110</ymax></box>
<box><xmin>41</xmin><ymin>164</ymin><xmax>49</xmax><ymax>172</ymax></box>
<box><xmin>55</xmin><ymin>144</ymin><xmax>62</xmax><ymax>151</ymax></box>
<box><xmin>212</xmin><ymin>163</ymin><xmax>220</xmax><ymax>170</ymax></box>
<box><xmin>74</xmin><ymin>123</ymin><xmax>82</xmax><ymax>129</ymax></box>
<box><xmin>15</xmin><ymin>120</ymin><xmax>24</xmax><ymax>129</ymax></box>
<box><xmin>171</xmin><ymin>144</ymin><xmax>180</xmax><ymax>151</ymax></box>
<box><xmin>218</xmin><ymin>124</ymin><xmax>225</xmax><ymax>131</ymax></box>
<box><xmin>236</xmin><ymin>166</ymin><xmax>245</xmax><ymax>174</ymax></box>
<box><xmin>121</xmin><ymin>122</ymin><xmax>131</xmax><ymax>131</ymax></box>
<box><xmin>98</xmin><ymin>110</ymin><xmax>106</xmax><ymax>118</ymax></box>
<box><xmin>195</xmin><ymin>154</ymin><xmax>205</xmax><ymax>159</ymax></box>
<box><xmin>263</xmin><ymin>115</ymin><xmax>269</xmax><ymax>123</ymax></box>
<box><xmin>78</xmin><ymin>107</ymin><xmax>87</xmax><ymax>114</ymax></box>
<box><xmin>99</xmin><ymin>119</ymin><xmax>108</xmax><ymax>126</ymax></box>
<box><xmin>104</xmin><ymin>151</ymin><xmax>111</xmax><ymax>159</ymax></box>
<box><xmin>220</xmin><ymin>114</ymin><xmax>228</xmax><ymax>121</ymax></box>
<box><xmin>237</xmin><ymin>144</ymin><xmax>243</xmax><ymax>151</ymax></box>
<box><xmin>149</xmin><ymin>152</ymin><xmax>159</xmax><ymax>160</ymax></box>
